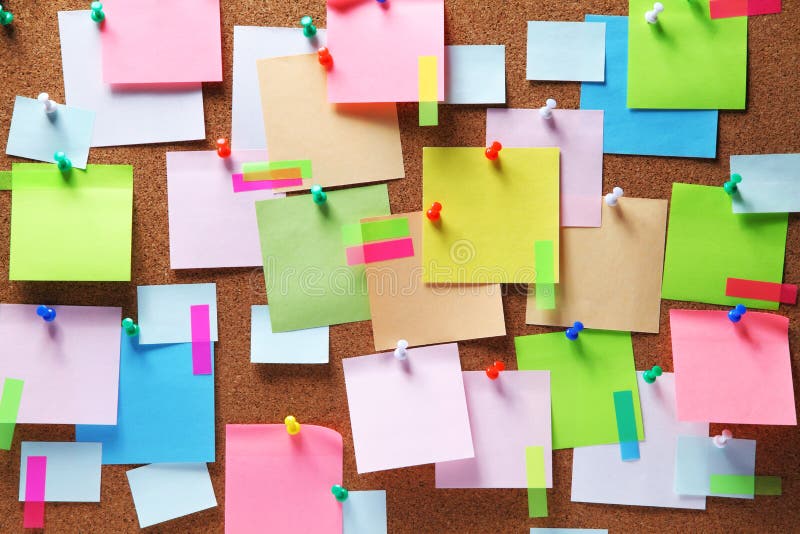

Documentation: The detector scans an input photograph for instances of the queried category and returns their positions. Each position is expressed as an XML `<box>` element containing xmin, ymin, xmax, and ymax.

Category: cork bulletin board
<box><xmin>0</xmin><ymin>0</ymin><xmax>798</xmax><ymax>532</ymax></box>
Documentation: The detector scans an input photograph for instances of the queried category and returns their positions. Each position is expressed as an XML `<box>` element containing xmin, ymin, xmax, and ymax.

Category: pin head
<box><xmin>485</xmin><ymin>141</ymin><xmax>502</xmax><ymax>160</ymax></box>
<box><xmin>723</xmin><ymin>173</ymin><xmax>742</xmax><ymax>195</ymax></box>
<box><xmin>331</xmin><ymin>484</ymin><xmax>349</xmax><ymax>502</ymax></box>
<box><xmin>284</xmin><ymin>415</ymin><xmax>301</xmax><ymax>435</ymax></box>
<box><xmin>712</xmin><ymin>429</ymin><xmax>732</xmax><ymax>448</ymax></box>
<box><xmin>300</xmin><ymin>16</ymin><xmax>317</xmax><ymax>37</ymax></box>
<box><xmin>121</xmin><ymin>318</ymin><xmax>140</xmax><ymax>336</ymax></box>
<box><xmin>318</xmin><ymin>47</ymin><xmax>333</xmax><ymax>69</ymax></box>
<box><xmin>216</xmin><ymin>138</ymin><xmax>231</xmax><ymax>158</ymax></box>
<box><xmin>643</xmin><ymin>365</ymin><xmax>663</xmax><ymax>384</ymax></box>
<box><xmin>565</xmin><ymin>321</ymin><xmax>584</xmax><ymax>340</ymax></box>
<box><xmin>727</xmin><ymin>304</ymin><xmax>746</xmax><ymax>323</ymax></box>
<box><xmin>0</xmin><ymin>7</ymin><xmax>13</xmax><ymax>26</ymax></box>
<box><xmin>539</xmin><ymin>98</ymin><xmax>557</xmax><ymax>119</ymax></box>
<box><xmin>426</xmin><ymin>202</ymin><xmax>442</xmax><ymax>221</ymax></box>
<box><xmin>54</xmin><ymin>151</ymin><xmax>73</xmax><ymax>172</ymax></box>
<box><xmin>486</xmin><ymin>360</ymin><xmax>505</xmax><ymax>380</ymax></box>
<box><xmin>36</xmin><ymin>305</ymin><xmax>56</xmax><ymax>322</ymax></box>
<box><xmin>645</xmin><ymin>2</ymin><xmax>664</xmax><ymax>24</ymax></box>
<box><xmin>394</xmin><ymin>339</ymin><xmax>409</xmax><ymax>360</ymax></box>
<box><xmin>90</xmin><ymin>2</ymin><xmax>105</xmax><ymax>22</ymax></box>
<box><xmin>310</xmin><ymin>185</ymin><xmax>327</xmax><ymax>205</ymax></box>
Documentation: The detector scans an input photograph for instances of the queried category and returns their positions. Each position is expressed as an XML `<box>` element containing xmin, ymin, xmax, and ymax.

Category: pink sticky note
<box><xmin>343</xmin><ymin>343</ymin><xmax>474</xmax><ymax>473</ymax></box>
<box><xmin>435</xmin><ymin>371</ymin><xmax>552</xmax><ymax>489</ymax></box>
<box><xmin>670</xmin><ymin>309</ymin><xmax>797</xmax><ymax>425</ymax></box>
<box><xmin>23</xmin><ymin>456</ymin><xmax>46</xmax><ymax>528</ymax></box>
<box><xmin>100</xmin><ymin>0</ymin><xmax>222</xmax><ymax>84</ymax></box>
<box><xmin>190</xmin><ymin>305</ymin><xmax>212</xmax><ymax>375</ymax></box>
<box><xmin>326</xmin><ymin>0</ymin><xmax>445</xmax><ymax>103</ymax></box>
<box><xmin>225</xmin><ymin>424</ymin><xmax>343</xmax><ymax>533</ymax></box>
<box><xmin>486</xmin><ymin>109</ymin><xmax>604</xmax><ymax>227</ymax></box>
<box><xmin>231</xmin><ymin>173</ymin><xmax>303</xmax><ymax>192</ymax></box>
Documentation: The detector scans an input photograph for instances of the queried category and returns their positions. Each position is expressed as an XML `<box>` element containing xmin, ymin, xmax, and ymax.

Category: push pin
<box><xmin>728</xmin><ymin>304</ymin><xmax>746</xmax><ymax>323</ymax></box>
<box><xmin>37</xmin><ymin>93</ymin><xmax>57</xmax><ymax>114</ymax></box>
<box><xmin>36</xmin><ymin>305</ymin><xmax>56</xmax><ymax>322</ymax></box>
<box><xmin>539</xmin><ymin>98</ymin><xmax>557</xmax><ymax>119</ymax></box>
<box><xmin>122</xmin><ymin>318</ymin><xmax>139</xmax><ymax>337</ymax></box>
<box><xmin>605</xmin><ymin>187</ymin><xmax>624</xmax><ymax>206</ymax></box>
<box><xmin>712</xmin><ymin>429</ymin><xmax>732</xmax><ymax>448</ymax></box>
<box><xmin>645</xmin><ymin>2</ymin><xmax>664</xmax><ymax>24</ymax></box>
<box><xmin>331</xmin><ymin>485</ymin><xmax>349</xmax><ymax>502</ymax></box>
<box><xmin>565</xmin><ymin>321</ymin><xmax>584</xmax><ymax>340</ymax></box>
<box><xmin>426</xmin><ymin>202</ymin><xmax>442</xmax><ymax>221</ymax></box>
<box><xmin>723</xmin><ymin>173</ymin><xmax>742</xmax><ymax>195</ymax></box>
<box><xmin>311</xmin><ymin>184</ymin><xmax>327</xmax><ymax>205</ymax></box>
<box><xmin>318</xmin><ymin>47</ymin><xmax>333</xmax><ymax>69</ymax></box>
<box><xmin>394</xmin><ymin>339</ymin><xmax>409</xmax><ymax>360</ymax></box>
<box><xmin>300</xmin><ymin>16</ymin><xmax>317</xmax><ymax>38</ymax></box>
<box><xmin>54</xmin><ymin>151</ymin><xmax>72</xmax><ymax>173</ymax></box>
<box><xmin>0</xmin><ymin>5</ymin><xmax>13</xmax><ymax>26</ymax></box>
<box><xmin>216</xmin><ymin>138</ymin><xmax>231</xmax><ymax>158</ymax></box>
<box><xmin>90</xmin><ymin>2</ymin><xmax>105</xmax><ymax>23</ymax></box>
<box><xmin>284</xmin><ymin>415</ymin><xmax>300</xmax><ymax>435</ymax></box>
<box><xmin>486</xmin><ymin>361</ymin><xmax>505</xmax><ymax>380</ymax></box>
<box><xmin>485</xmin><ymin>141</ymin><xmax>502</xmax><ymax>161</ymax></box>
<box><xmin>643</xmin><ymin>365</ymin><xmax>663</xmax><ymax>384</ymax></box>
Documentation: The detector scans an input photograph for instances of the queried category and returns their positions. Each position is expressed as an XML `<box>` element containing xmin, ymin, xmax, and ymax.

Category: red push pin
<box><xmin>486</xmin><ymin>360</ymin><xmax>505</xmax><ymax>380</ymax></box>
<box><xmin>426</xmin><ymin>201</ymin><xmax>442</xmax><ymax>221</ymax></box>
<box><xmin>216</xmin><ymin>138</ymin><xmax>231</xmax><ymax>158</ymax></box>
<box><xmin>318</xmin><ymin>47</ymin><xmax>333</xmax><ymax>69</ymax></box>
<box><xmin>485</xmin><ymin>141</ymin><xmax>502</xmax><ymax>161</ymax></box>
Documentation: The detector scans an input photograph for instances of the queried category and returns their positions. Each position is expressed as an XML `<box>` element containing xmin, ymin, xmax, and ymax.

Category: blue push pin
<box><xmin>728</xmin><ymin>304</ymin><xmax>746</xmax><ymax>323</ymax></box>
<box><xmin>36</xmin><ymin>305</ymin><xmax>56</xmax><ymax>322</ymax></box>
<box><xmin>54</xmin><ymin>151</ymin><xmax>72</xmax><ymax>173</ymax></box>
<box><xmin>311</xmin><ymin>184</ymin><xmax>327</xmax><ymax>205</ymax></box>
<box><xmin>565</xmin><ymin>321</ymin><xmax>584</xmax><ymax>340</ymax></box>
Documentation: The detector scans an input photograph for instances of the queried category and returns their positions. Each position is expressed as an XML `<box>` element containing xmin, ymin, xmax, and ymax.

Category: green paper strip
<box><xmin>525</xmin><ymin>445</ymin><xmax>548</xmax><ymax>516</ymax></box>
<box><xmin>710</xmin><ymin>474</ymin><xmax>782</xmax><ymax>495</ymax></box>
<box><xmin>341</xmin><ymin>218</ymin><xmax>410</xmax><ymax>246</ymax></box>
<box><xmin>0</xmin><ymin>378</ymin><xmax>24</xmax><ymax>450</ymax></box>
<box><xmin>419</xmin><ymin>101</ymin><xmax>438</xmax><ymax>127</ymax></box>
<box><xmin>613</xmin><ymin>390</ymin><xmax>639</xmax><ymax>442</ymax></box>
<box><xmin>242</xmin><ymin>159</ymin><xmax>312</xmax><ymax>180</ymax></box>
<box><xmin>534</xmin><ymin>240</ymin><xmax>555</xmax><ymax>310</ymax></box>
<box><xmin>528</xmin><ymin>487</ymin><xmax>548</xmax><ymax>518</ymax></box>
<box><xmin>0</xmin><ymin>170</ymin><xmax>11</xmax><ymax>190</ymax></box>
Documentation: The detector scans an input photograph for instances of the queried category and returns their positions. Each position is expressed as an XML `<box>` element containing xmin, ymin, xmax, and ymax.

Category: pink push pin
<box><xmin>712</xmin><ymin>429</ymin><xmax>733</xmax><ymax>448</ymax></box>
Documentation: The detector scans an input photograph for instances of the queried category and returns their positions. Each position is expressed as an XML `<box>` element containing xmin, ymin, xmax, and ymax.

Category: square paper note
<box><xmin>445</xmin><ymin>45</ymin><xmax>506</xmax><ymax>104</ymax></box>
<box><xmin>137</xmin><ymin>283</ymin><xmax>218</xmax><ymax>345</ymax></box>
<box><xmin>730</xmin><ymin>154</ymin><xmax>800</xmax><ymax>213</ymax></box>
<box><xmin>343</xmin><ymin>491</ymin><xmax>387</xmax><ymax>534</ymax></box>
<box><xmin>343</xmin><ymin>343</ymin><xmax>473</xmax><ymax>473</ymax></box>
<box><xmin>526</xmin><ymin>21</ymin><xmax>605</xmax><ymax>81</ymax></box>
<box><xmin>127</xmin><ymin>463</ymin><xmax>217</xmax><ymax>528</ymax></box>
<box><xmin>19</xmin><ymin>442</ymin><xmax>102</xmax><ymax>502</ymax></box>
<box><xmin>250</xmin><ymin>305</ymin><xmax>329</xmax><ymax>364</ymax></box>
<box><xmin>675</xmin><ymin>435</ymin><xmax>756</xmax><ymax>498</ymax></box>
<box><xmin>670</xmin><ymin>309</ymin><xmax>796</xmax><ymax>425</ymax></box>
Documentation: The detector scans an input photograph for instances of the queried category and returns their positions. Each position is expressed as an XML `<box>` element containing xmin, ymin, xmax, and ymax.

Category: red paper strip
<box><xmin>725</xmin><ymin>278</ymin><xmax>797</xmax><ymax>304</ymax></box>
<box><xmin>190</xmin><ymin>305</ymin><xmax>212</xmax><ymax>375</ymax></box>
<box><xmin>710</xmin><ymin>0</ymin><xmax>781</xmax><ymax>18</ymax></box>
<box><xmin>23</xmin><ymin>455</ymin><xmax>46</xmax><ymax>529</ymax></box>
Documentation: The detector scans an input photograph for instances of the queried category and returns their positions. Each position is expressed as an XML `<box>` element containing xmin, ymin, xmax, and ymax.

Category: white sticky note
<box><xmin>127</xmin><ymin>463</ymin><xmax>217</xmax><ymax>528</ymax></box>
<box><xmin>445</xmin><ymin>45</ymin><xmax>506</xmax><ymax>104</ymax></box>
<box><xmin>250</xmin><ymin>305</ymin><xmax>329</xmax><ymax>364</ymax></box>
<box><xmin>137</xmin><ymin>283</ymin><xmax>218</xmax><ymax>344</ymax></box>
<box><xmin>526</xmin><ymin>21</ymin><xmax>606</xmax><ymax>81</ymax></box>
<box><xmin>343</xmin><ymin>490</ymin><xmax>387</xmax><ymax>534</ymax></box>
<box><xmin>19</xmin><ymin>442</ymin><xmax>102</xmax><ymax>502</ymax></box>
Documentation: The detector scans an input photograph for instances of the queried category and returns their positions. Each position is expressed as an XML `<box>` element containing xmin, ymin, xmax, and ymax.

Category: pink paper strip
<box><xmin>231</xmin><ymin>173</ymin><xmax>303</xmax><ymax>193</ymax></box>
<box><xmin>725</xmin><ymin>278</ymin><xmax>797</xmax><ymax>304</ymax></box>
<box><xmin>345</xmin><ymin>238</ymin><xmax>414</xmax><ymax>266</ymax></box>
<box><xmin>748</xmin><ymin>0</ymin><xmax>781</xmax><ymax>15</ymax></box>
<box><xmin>190</xmin><ymin>305</ymin><xmax>212</xmax><ymax>375</ymax></box>
<box><xmin>710</xmin><ymin>0</ymin><xmax>780</xmax><ymax>18</ymax></box>
<box><xmin>23</xmin><ymin>456</ymin><xmax>46</xmax><ymax>528</ymax></box>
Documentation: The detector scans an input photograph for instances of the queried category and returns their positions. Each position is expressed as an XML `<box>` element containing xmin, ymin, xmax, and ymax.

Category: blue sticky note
<box><xmin>731</xmin><ymin>154</ymin><xmax>800</xmax><ymax>213</ymax></box>
<box><xmin>445</xmin><ymin>45</ymin><xmax>506</xmax><ymax>104</ymax></box>
<box><xmin>76</xmin><ymin>332</ymin><xmax>215</xmax><ymax>464</ymax></box>
<box><xmin>526</xmin><ymin>21</ymin><xmax>605</xmax><ymax>81</ymax></box>
<box><xmin>580</xmin><ymin>15</ymin><xmax>718</xmax><ymax>158</ymax></box>
<box><xmin>6</xmin><ymin>96</ymin><xmax>95</xmax><ymax>169</ymax></box>
<box><xmin>137</xmin><ymin>283</ymin><xmax>218</xmax><ymax>344</ymax></box>
<box><xmin>531</xmin><ymin>530</ymin><xmax>608</xmax><ymax>534</ymax></box>
<box><xmin>250</xmin><ymin>305</ymin><xmax>329</xmax><ymax>364</ymax></box>
<box><xmin>127</xmin><ymin>463</ymin><xmax>217</xmax><ymax>528</ymax></box>
<box><xmin>18</xmin><ymin>442</ymin><xmax>102</xmax><ymax>502</ymax></box>
<box><xmin>343</xmin><ymin>490</ymin><xmax>387</xmax><ymax>534</ymax></box>
<box><xmin>675</xmin><ymin>435</ymin><xmax>756</xmax><ymax>499</ymax></box>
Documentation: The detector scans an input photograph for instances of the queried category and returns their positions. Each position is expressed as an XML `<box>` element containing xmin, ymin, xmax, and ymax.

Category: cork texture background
<box><xmin>0</xmin><ymin>0</ymin><xmax>798</xmax><ymax>532</ymax></box>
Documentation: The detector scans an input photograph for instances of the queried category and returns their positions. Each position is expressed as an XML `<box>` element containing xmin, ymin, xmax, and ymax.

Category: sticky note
<box><xmin>710</xmin><ymin>0</ymin><xmax>781</xmax><ymax>18</ymax></box>
<box><xmin>725</xmin><ymin>278</ymin><xmax>797</xmax><ymax>304</ymax></box>
<box><xmin>572</xmin><ymin>373</ymin><xmax>708</xmax><ymax>509</ymax></box>
<box><xmin>445</xmin><ymin>45</ymin><xmax>505</xmax><ymax>104</ymax></box>
<box><xmin>0</xmin><ymin>378</ymin><xmax>24</xmax><ymax>450</ymax></box>
<box><xmin>6</xmin><ymin>96</ymin><xmax>95</xmax><ymax>169</ymax></box>
<box><xmin>225</xmin><ymin>424</ymin><xmax>343</xmax><ymax>533</ymax></box>
<box><xmin>580</xmin><ymin>15</ymin><xmax>718</xmax><ymax>158</ymax></box>
<box><xmin>526</xmin><ymin>21</ymin><xmax>605</xmax><ymax>81</ymax></box>
<box><xmin>528</xmin><ymin>198</ymin><xmax>668</xmax><ymax>333</ymax></box>
<box><xmin>0</xmin><ymin>304</ymin><xmax>121</xmax><ymax>424</ymax></box>
<box><xmin>436</xmin><ymin>371</ymin><xmax>552</xmax><ymax>488</ymax></box>
<box><xmin>422</xmin><ymin>147</ymin><xmax>560</xmax><ymax>283</ymax></box>
<box><xmin>23</xmin><ymin>456</ymin><xmax>46</xmax><ymax>528</ymax></box>
<box><xmin>76</xmin><ymin>333</ymin><xmax>215</xmax><ymax>464</ymax></box>
<box><xmin>326</xmin><ymin>0</ymin><xmax>445</xmax><ymax>103</ymax></box>
<box><xmin>730</xmin><ymin>154</ymin><xmax>800</xmax><ymax>213</ymax></box>
<box><xmin>57</xmin><ymin>11</ymin><xmax>205</xmax><ymax>147</ymax></box>
<box><xmin>127</xmin><ymin>463</ymin><xmax>217</xmax><ymax>528</ymax></box>
<box><xmin>515</xmin><ymin>330</ymin><xmax>643</xmax><ymax>449</ymax></box>
<box><xmin>675</xmin><ymin>435</ymin><xmax>756</xmax><ymax>498</ymax></box>
<box><xmin>190</xmin><ymin>305</ymin><xmax>212</xmax><ymax>375</ymax></box>
<box><xmin>418</xmin><ymin>55</ymin><xmax>439</xmax><ymax>126</ymax></box>
<box><xmin>627</xmin><ymin>0</ymin><xmax>747</xmax><ymax>109</ymax></box>
<box><xmin>343</xmin><ymin>343</ymin><xmax>473</xmax><ymax>473</ymax></box>
<box><xmin>670</xmin><ymin>309</ymin><xmax>796</xmax><ymax>425</ymax></box>
<box><xmin>255</xmin><ymin>185</ymin><xmax>390</xmax><ymax>332</ymax></box>
<box><xmin>19</xmin><ymin>442</ymin><xmax>102</xmax><ymax>502</ymax></box>
<box><xmin>343</xmin><ymin>490</ymin><xmax>387</xmax><ymax>534</ymax></box>
<box><xmin>10</xmin><ymin>163</ymin><xmax>133</xmax><ymax>281</ymax></box>
<box><xmin>486</xmin><ymin>109</ymin><xmax>602</xmax><ymax>228</ymax></box>
<box><xmin>137</xmin><ymin>283</ymin><xmax>218</xmax><ymax>345</ymax></box>
<box><xmin>661</xmin><ymin>183</ymin><xmax>787</xmax><ymax>310</ymax></box>
<box><xmin>526</xmin><ymin>446</ymin><xmax>548</xmax><ymax>517</ymax></box>
<box><xmin>250</xmin><ymin>305</ymin><xmax>329</xmax><ymax>364</ymax></box>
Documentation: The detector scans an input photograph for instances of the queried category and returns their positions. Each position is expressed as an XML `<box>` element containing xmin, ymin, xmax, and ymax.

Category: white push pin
<box><xmin>712</xmin><ymin>429</ymin><xmax>733</xmax><ymax>448</ymax></box>
<box><xmin>37</xmin><ymin>92</ymin><xmax>57</xmax><ymax>114</ymax></box>
<box><xmin>645</xmin><ymin>2</ymin><xmax>664</xmax><ymax>24</ymax></box>
<box><xmin>539</xmin><ymin>98</ymin><xmax>557</xmax><ymax>119</ymax></box>
<box><xmin>605</xmin><ymin>187</ymin><xmax>624</xmax><ymax>206</ymax></box>
<box><xmin>394</xmin><ymin>339</ymin><xmax>409</xmax><ymax>360</ymax></box>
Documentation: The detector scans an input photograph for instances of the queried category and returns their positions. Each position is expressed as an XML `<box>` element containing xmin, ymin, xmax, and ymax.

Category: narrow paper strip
<box><xmin>710</xmin><ymin>0</ymin><xmax>781</xmax><ymax>18</ymax></box>
<box><xmin>534</xmin><ymin>240</ymin><xmax>555</xmax><ymax>310</ymax></box>
<box><xmin>525</xmin><ymin>446</ymin><xmax>547</xmax><ymax>517</ymax></box>
<box><xmin>0</xmin><ymin>377</ymin><xmax>24</xmax><ymax>450</ymax></box>
<box><xmin>0</xmin><ymin>170</ymin><xmax>10</xmax><ymax>190</ymax></box>
<box><xmin>418</xmin><ymin>56</ymin><xmax>438</xmax><ymax>126</ymax></box>
<box><xmin>345</xmin><ymin>238</ymin><xmax>415</xmax><ymax>266</ymax></box>
<box><xmin>23</xmin><ymin>456</ymin><xmax>46</xmax><ymax>528</ymax></box>
<box><xmin>341</xmin><ymin>218</ymin><xmax>411</xmax><ymax>247</ymax></box>
<box><xmin>232</xmin><ymin>173</ymin><xmax>303</xmax><ymax>193</ymax></box>
<box><xmin>725</xmin><ymin>277</ymin><xmax>797</xmax><ymax>304</ymax></box>
<box><xmin>613</xmin><ymin>390</ymin><xmax>640</xmax><ymax>461</ymax></box>
<box><xmin>710</xmin><ymin>474</ymin><xmax>782</xmax><ymax>495</ymax></box>
<box><xmin>190</xmin><ymin>305</ymin><xmax>212</xmax><ymax>375</ymax></box>
<box><xmin>242</xmin><ymin>159</ymin><xmax>312</xmax><ymax>180</ymax></box>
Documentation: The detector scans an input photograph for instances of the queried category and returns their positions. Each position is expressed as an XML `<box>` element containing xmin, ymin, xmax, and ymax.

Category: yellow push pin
<box><xmin>285</xmin><ymin>415</ymin><xmax>300</xmax><ymax>435</ymax></box>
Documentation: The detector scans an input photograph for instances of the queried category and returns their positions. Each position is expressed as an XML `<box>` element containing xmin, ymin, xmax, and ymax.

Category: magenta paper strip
<box><xmin>345</xmin><ymin>238</ymin><xmax>414</xmax><ymax>266</ymax></box>
<box><xmin>190</xmin><ymin>305</ymin><xmax>212</xmax><ymax>375</ymax></box>
<box><xmin>710</xmin><ymin>0</ymin><xmax>780</xmax><ymax>18</ymax></box>
<box><xmin>23</xmin><ymin>456</ymin><xmax>46</xmax><ymax>528</ymax></box>
<box><xmin>231</xmin><ymin>173</ymin><xmax>303</xmax><ymax>193</ymax></box>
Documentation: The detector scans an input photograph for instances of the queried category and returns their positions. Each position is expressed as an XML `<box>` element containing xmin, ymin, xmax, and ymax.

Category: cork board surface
<box><xmin>0</xmin><ymin>0</ymin><xmax>798</xmax><ymax>532</ymax></box>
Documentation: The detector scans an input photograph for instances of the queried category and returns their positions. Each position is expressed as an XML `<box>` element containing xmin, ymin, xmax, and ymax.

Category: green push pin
<box><xmin>0</xmin><ymin>6</ymin><xmax>13</xmax><ymax>26</ymax></box>
<box><xmin>122</xmin><ymin>318</ymin><xmax>139</xmax><ymax>337</ymax></box>
<box><xmin>54</xmin><ymin>151</ymin><xmax>72</xmax><ymax>173</ymax></box>
<box><xmin>300</xmin><ymin>16</ymin><xmax>317</xmax><ymax>38</ymax></box>
<box><xmin>643</xmin><ymin>365</ymin><xmax>663</xmax><ymax>384</ymax></box>
<box><xmin>723</xmin><ymin>173</ymin><xmax>742</xmax><ymax>195</ymax></box>
<box><xmin>331</xmin><ymin>484</ymin><xmax>349</xmax><ymax>502</ymax></box>
<box><xmin>311</xmin><ymin>184</ymin><xmax>327</xmax><ymax>205</ymax></box>
<box><xmin>90</xmin><ymin>2</ymin><xmax>105</xmax><ymax>23</ymax></box>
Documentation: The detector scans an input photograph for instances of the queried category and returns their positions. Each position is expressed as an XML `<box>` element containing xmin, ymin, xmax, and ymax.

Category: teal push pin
<box><xmin>0</xmin><ymin>5</ymin><xmax>13</xmax><ymax>26</ymax></box>
<box><xmin>54</xmin><ymin>151</ymin><xmax>72</xmax><ymax>173</ymax></box>
<box><xmin>643</xmin><ymin>365</ymin><xmax>663</xmax><ymax>384</ymax></box>
<box><xmin>122</xmin><ymin>318</ymin><xmax>139</xmax><ymax>337</ymax></box>
<box><xmin>311</xmin><ymin>184</ymin><xmax>327</xmax><ymax>205</ymax></box>
<box><xmin>300</xmin><ymin>16</ymin><xmax>317</xmax><ymax>38</ymax></box>
<box><xmin>723</xmin><ymin>173</ymin><xmax>742</xmax><ymax>195</ymax></box>
<box><xmin>331</xmin><ymin>484</ymin><xmax>349</xmax><ymax>502</ymax></box>
<box><xmin>90</xmin><ymin>2</ymin><xmax>105</xmax><ymax>23</ymax></box>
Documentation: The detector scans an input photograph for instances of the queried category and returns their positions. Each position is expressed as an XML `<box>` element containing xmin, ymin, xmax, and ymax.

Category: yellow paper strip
<box><xmin>418</xmin><ymin>56</ymin><xmax>438</xmax><ymax>126</ymax></box>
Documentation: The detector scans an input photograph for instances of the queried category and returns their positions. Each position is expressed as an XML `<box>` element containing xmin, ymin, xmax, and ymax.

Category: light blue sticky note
<box><xmin>6</xmin><ymin>96</ymin><xmax>95</xmax><ymax>169</ymax></box>
<box><xmin>127</xmin><ymin>463</ymin><xmax>217</xmax><ymax>528</ymax></box>
<box><xmin>527</xmin><ymin>21</ymin><xmax>605</xmax><ymax>81</ymax></box>
<box><xmin>137</xmin><ymin>283</ymin><xmax>218</xmax><ymax>344</ymax></box>
<box><xmin>731</xmin><ymin>154</ymin><xmax>800</xmax><ymax>213</ymax></box>
<box><xmin>250</xmin><ymin>305</ymin><xmax>329</xmax><ymax>364</ymax></box>
<box><xmin>343</xmin><ymin>490</ymin><xmax>387</xmax><ymax>534</ymax></box>
<box><xmin>76</xmin><ymin>332</ymin><xmax>215</xmax><ymax>464</ymax></box>
<box><xmin>445</xmin><ymin>45</ymin><xmax>506</xmax><ymax>104</ymax></box>
<box><xmin>675</xmin><ymin>435</ymin><xmax>756</xmax><ymax>499</ymax></box>
<box><xmin>18</xmin><ymin>442</ymin><xmax>102</xmax><ymax>502</ymax></box>
<box><xmin>531</xmin><ymin>530</ymin><xmax>608</xmax><ymax>534</ymax></box>
<box><xmin>580</xmin><ymin>16</ymin><xmax>718</xmax><ymax>158</ymax></box>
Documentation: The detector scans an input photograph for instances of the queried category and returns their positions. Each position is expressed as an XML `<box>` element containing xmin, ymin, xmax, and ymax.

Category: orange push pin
<box><xmin>284</xmin><ymin>415</ymin><xmax>300</xmax><ymax>435</ymax></box>
<box><xmin>485</xmin><ymin>141</ymin><xmax>502</xmax><ymax>160</ymax></box>
<box><xmin>426</xmin><ymin>201</ymin><xmax>442</xmax><ymax>221</ymax></box>
<box><xmin>486</xmin><ymin>361</ymin><xmax>505</xmax><ymax>380</ymax></box>
<box><xmin>216</xmin><ymin>138</ymin><xmax>231</xmax><ymax>158</ymax></box>
<box><xmin>318</xmin><ymin>47</ymin><xmax>333</xmax><ymax>69</ymax></box>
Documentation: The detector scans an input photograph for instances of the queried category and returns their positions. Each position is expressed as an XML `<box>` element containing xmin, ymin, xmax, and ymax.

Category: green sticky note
<box><xmin>10</xmin><ymin>163</ymin><xmax>134</xmax><ymax>281</ymax></box>
<box><xmin>0</xmin><ymin>170</ymin><xmax>11</xmax><ymax>190</ymax></box>
<box><xmin>709</xmin><ymin>475</ymin><xmax>782</xmax><ymax>496</ymax></box>
<box><xmin>419</xmin><ymin>101</ymin><xmax>438</xmax><ymax>127</ymax></box>
<box><xmin>528</xmin><ymin>487</ymin><xmax>548</xmax><ymax>518</ymax></box>
<box><xmin>627</xmin><ymin>0</ymin><xmax>747</xmax><ymax>109</ymax></box>
<box><xmin>662</xmin><ymin>183</ymin><xmax>787</xmax><ymax>310</ymax></box>
<box><xmin>255</xmin><ymin>184</ymin><xmax>391</xmax><ymax>332</ymax></box>
<box><xmin>0</xmin><ymin>378</ymin><xmax>24</xmax><ymax>450</ymax></box>
<box><xmin>342</xmin><ymin>218</ymin><xmax>410</xmax><ymax>246</ymax></box>
<box><xmin>534</xmin><ymin>240</ymin><xmax>555</xmax><ymax>310</ymax></box>
<box><xmin>516</xmin><ymin>330</ymin><xmax>644</xmax><ymax>449</ymax></box>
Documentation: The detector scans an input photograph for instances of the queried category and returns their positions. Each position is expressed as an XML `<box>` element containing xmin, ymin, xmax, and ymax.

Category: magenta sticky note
<box><xmin>670</xmin><ymin>309</ymin><xmax>797</xmax><ymax>425</ymax></box>
<box><xmin>486</xmin><ymin>109</ymin><xmax>604</xmax><ymax>227</ymax></box>
<box><xmin>326</xmin><ymin>0</ymin><xmax>444</xmax><ymax>103</ymax></box>
<box><xmin>100</xmin><ymin>0</ymin><xmax>222</xmax><ymax>84</ymax></box>
<box><xmin>190</xmin><ymin>305</ymin><xmax>212</xmax><ymax>376</ymax></box>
